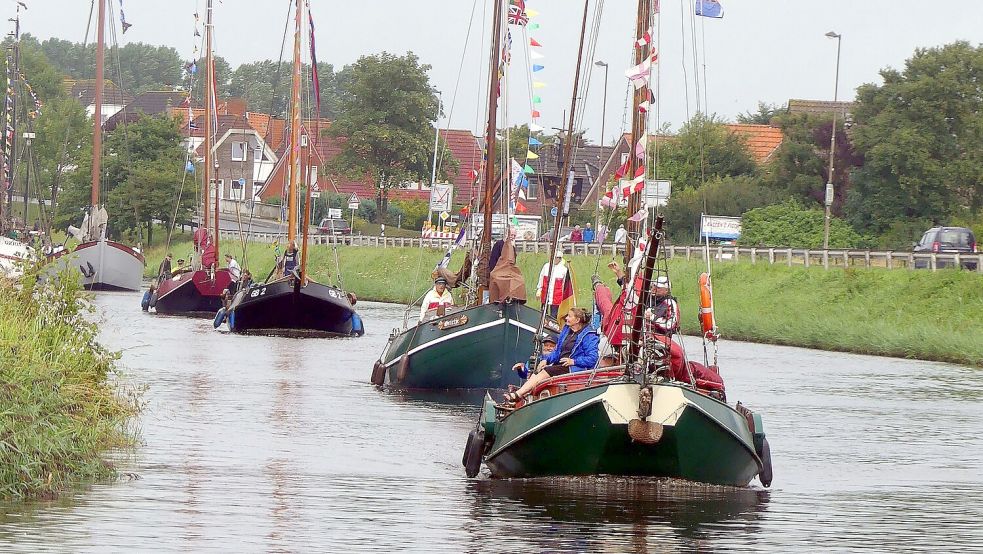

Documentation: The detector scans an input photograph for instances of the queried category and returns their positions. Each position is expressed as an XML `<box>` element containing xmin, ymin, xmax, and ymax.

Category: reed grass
<box><xmin>142</xmin><ymin>241</ymin><xmax>983</xmax><ymax>367</ymax></box>
<box><xmin>0</xmin><ymin>272</ymin><xmax>139</xmax><ymax>500</ymax></box>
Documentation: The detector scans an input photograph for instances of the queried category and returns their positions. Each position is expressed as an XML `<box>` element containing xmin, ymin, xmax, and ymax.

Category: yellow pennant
<box><xmin>526</xmin><ymin>150</ymin><xmax>540</xmax><ymax>160</ymax></box>
<box><xmin>533</xmin><ymin>82</ymin><xmax>547</xmax><ymax>89</ymax></box>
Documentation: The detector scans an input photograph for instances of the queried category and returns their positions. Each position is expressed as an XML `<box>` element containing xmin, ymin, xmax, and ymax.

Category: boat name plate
<box><xmin>436</xmin><ymin>314</ymin><xmax>469</xmax><ymax>330</ymax></box>
<box><xmin>545</xmin><ymin>319</ymin><xmax>562</xmax><ymax>333</ymax></box>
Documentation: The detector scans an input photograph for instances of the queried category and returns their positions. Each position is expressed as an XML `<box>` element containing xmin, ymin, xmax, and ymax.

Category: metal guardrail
<box><xmin>218</xmin><ymin>230</ymin><xmax>983</xmax><ymax>273</ymax></box>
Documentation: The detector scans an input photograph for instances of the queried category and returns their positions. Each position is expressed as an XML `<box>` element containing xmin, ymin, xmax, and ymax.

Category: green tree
<box><xmin>56</xmin><ymin>115</ymin><xmax>188</xmax><ymax>238</ymax></box>
<box><xmin>229</xmin><ymin>60</ymin><xmax>340</xmax><ymax>119</ymax></box>
<box><xmin>662</xmin><ymin>176</ymin><xmax>784</xmax><ymax>244</ymax></box>
<box><xmin>736</xmin><ymin>102</ymin><xmax>786</xmax><ymax>125</ymax></box>
<box><xmin>847</xmin><ymin>41</ymin><xmax>983</xmax><ymax>235</ymax></box>
<box><xmin>653</xmin><ymin>114</ymin><xmax>758</xmax><ymax>190</ymax></box>
<box><xmin>766</xmin><ymin>112</ymin><xmax>861</xmax><ymax>212</ymax></box>
<box><xmin>108</xmin><ymin>158</ymin><xmax>195</xmax><ymax>245</ymax></box>
<box><xmin>327</xmin><ymin>52</ymin><xmax>449</xmax><ymax>221</ymax></box>
<box><xmin>740</xmin><ymin>200</ymin><xmax>870</xmax><ymax>248</ymax></box>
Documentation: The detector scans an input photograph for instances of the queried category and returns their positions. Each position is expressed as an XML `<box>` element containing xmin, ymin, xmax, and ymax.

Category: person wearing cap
<box><xmin>420</xmin><ymin>276</ymin><xmax>455</xmax><ymax>322</ymax></box>
<box><xmin>511</xmin><ymin>335</ymin><xmax>557</xmax><ymax>378</ymax></box>
<box><xmin>645</xmin><ymin>275</ymin><xmax>679</xmax><ymax>335</ymax></box>
<box><xmin>536</xmin><ymin>251</ymin><xmax>570</xmax><ymax>319</ymax></box>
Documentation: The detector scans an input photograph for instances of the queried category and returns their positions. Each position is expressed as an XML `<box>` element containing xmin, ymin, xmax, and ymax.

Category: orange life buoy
<box><xmin>698</xmin><ymin>272</ymin><xmax>717</xmax><ymax>339</ymax></box>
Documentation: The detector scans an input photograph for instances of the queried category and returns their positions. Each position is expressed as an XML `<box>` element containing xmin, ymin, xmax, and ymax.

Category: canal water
<box><xmin>1</xmin><ymin>291</ymin><xmax>981</xmax><ymax>552</ymax></box>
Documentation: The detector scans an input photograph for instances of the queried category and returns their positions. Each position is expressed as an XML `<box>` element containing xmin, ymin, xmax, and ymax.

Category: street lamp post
<box><xmin>823</xmin><ymin>31</ymin><xmax>841</xmax><ymax>250</ymax></box>
<box><xmin>594</xmin><ymin>60</ymin><xmax>608</xmax><ymax>238</ymax></box>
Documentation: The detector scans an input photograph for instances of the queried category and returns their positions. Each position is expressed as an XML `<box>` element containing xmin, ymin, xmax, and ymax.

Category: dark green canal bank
<box><xmin>0</xmin><ymin>275</ymin><xmax>138</xmax><ymax>500</ymax></box>
<box><xmin>142</xmin><ymin>241</ymin><xmax>983</xmax><ymax>367</ymax></box>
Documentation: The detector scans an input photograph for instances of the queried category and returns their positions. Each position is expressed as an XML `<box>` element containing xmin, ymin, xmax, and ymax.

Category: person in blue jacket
<box><xmin>505</xmin><ymin>307</ymin><xmax>599</xmax><ymax>403</ymax></box>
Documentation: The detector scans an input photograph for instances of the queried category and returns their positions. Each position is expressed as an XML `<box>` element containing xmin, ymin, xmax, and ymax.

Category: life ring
<box><xmin>698</xmin><ymin>272</ymin><xmax>717</xmax><ymax>340</ymax></box>
<box><xmin>370</xmin><ymin>360</ymin><xmax>386</xmax><ymax>386</ymax></box>
<box><xmin>462</xmin><ymin>426</ymin><xmax>485</xmax><ymax>478</ymax></box>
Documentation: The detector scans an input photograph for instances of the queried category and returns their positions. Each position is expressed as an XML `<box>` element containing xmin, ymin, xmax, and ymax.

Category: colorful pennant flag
<box><xmin>530</xmin><ymin>37</ymin><xmax>542</xmax><ymax>47</ymax></box>
<box><xmin>528</xmin><ymin>137</ymin><xmax>542</xmax><ymax>146</ymax></box>
<box><xmin>532</xmin><ymin>82</ymin><xmax>546</xmax><ymax>89</ymax></box>
<box><xmin>526</xmin><ymin>150</ymin><xmax>540</xmax><ymax>160</ymax></box>
<box><xmin>523</xmin><ymin>164</ymin><xmax>535</xmax><ymax>174</ymax></box>
<box><xmin>635</xmin><ymin>29</ymin><xmax>652</xmax><ymax>48</ymax></box>
<box><xmin>532</xmin><ymin>64</ymin><xmax>545</xmax><ymax>72</ymax></box>
<box><xmin>531</xmin><ymin>109</ymin><xmax>541</xmax><ymax>118</ymax></box>
<box><xmin>119</xmin><ymin>0</ymin><xmax>132</xmax><ymax>33</ymax></box>
<box><xmin>530</xmin><ymin>50</ymin><xmax>545</xmax><ymax>60</ymax></box>
<box><xmin>532</xmin><ymin>95</ymin><xmax>542</xmax><ymax>104</ymax></box>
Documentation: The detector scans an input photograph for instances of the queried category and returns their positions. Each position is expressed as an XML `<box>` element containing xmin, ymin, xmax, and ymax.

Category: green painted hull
<box><xmin>380</xmin><ymin>302</ymin><xmax>549</xmax><ymax>389</ymax></box>
<box><xmin>482</xmin><ymin>381</ymin><xmax>763</xmax><ymax>487</ymax></box>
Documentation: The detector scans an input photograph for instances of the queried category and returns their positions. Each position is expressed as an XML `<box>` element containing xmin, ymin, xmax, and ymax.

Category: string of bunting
<box><xmin>1</xmin><ymin>55</ymin><xmax>13</xmax><ymax>191</ymax></box>
<box><xmin>505</xmin><ymin>0</ymin><xmax>542</xmax><ymax>221</ymax></box>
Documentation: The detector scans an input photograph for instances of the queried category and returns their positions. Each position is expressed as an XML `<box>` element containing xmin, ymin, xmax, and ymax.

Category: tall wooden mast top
<box><xmin>287</xmin><ymin>0</ymin><xmax>303</xmax><ymax>245</ymax></box>
<box><xmin>204</xmin><ymin>0</ymin><xmax>216</xmax><ymax>254</ymax></box>
<box><xmin>477</xmin><ymin>0</ymin><xmax>504</xmax><ymax>290</ymax></box>
<box><xmin>91</xmin><ymin>0</ymin><xmax>105</xmax><ymax>209</ymax></box>
<box><xmin>624</xmin><ymin>0</ymin><xmax>652</xmax><ymax>266</ymax></box>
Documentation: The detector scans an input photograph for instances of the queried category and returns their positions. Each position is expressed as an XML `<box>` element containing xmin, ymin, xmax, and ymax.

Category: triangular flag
<box><xmin>530</xmin><ymin>38</ymin><xmax>542</xmax><ymax>47</ymax></box>
<box><xmin>524</xmin><ymin>164</ymin><xmax>535</xmax><ymax>174</ymax></box>
<box><xmin>530</xmin><ymin>50</ymin><xmax>545</xmax><ymax>60</ymax></box>
<box><xmin>634</xmin><ymin>165</ymin><xmax>646</xmax><ymax>179</ymax></box>
<box><xmin>526</xmin><ymin>8</ymin><xmax>539</xmax><ymax>17</ymax></box>
<box><xmin>515</xmin><ymin>201</ymin><xmax>529</xmax><ymax>213</ymax></box>
<box><xmin>529</xmin><ymin>22</ymin><xmax>540</xmax><ymax>30</ymax></box>
<box><xmin>528</xmin><ymin>137</ymin><xmax>542</xmax><ymax>146</ymax></box>
<box><xmin>532</xmin><ymin>82</ymin><xmax>546</xmax><ymax>89</ymax></box>
<box><xmin>532</xmin><ymin>95</ymin><xmax>542</xmax><ymax>104</ymax></box>
<box><xmin>635</xmin><ymin>29</ymin><xmax>652</xmax><ymax>48</ymax></box>
<box><xmin>532</xmin><ymin>64</ymin><xmax>545</xmax><ymax>72</ymax></box>
<box><xmin>627</xmin><ymin>207</ymin><xmax>648</xmax><ymax>222</ymax></box>
<box><xmin>529</xmin><ymin>123</ymin><xmax>544</xmax><ymax>132</ymax></box>
<box><xmin>635</xmin><ymin>135</ymin><xmax>648</xmax><ymax>159</ymax></box>
<box><xmin>531</xmin><ymin>109</ymin><xmax>541</xmax><ymax>118</ymax></box>
<box><xmin>526</xmin><ymin>150</ymin><xmax>540</xmax><ymax>160</ymax></box>
<box><xmin>614</xmin><ymin>160</ymin><xmax>629</xmax><ymax>180</ymax></box>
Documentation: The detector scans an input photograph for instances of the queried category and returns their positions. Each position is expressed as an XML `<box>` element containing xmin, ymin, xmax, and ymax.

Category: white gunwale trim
<box><xmin>384</xmin><ymin>318</ymin><xmax>507</xmax><ymax>367</ymax></box>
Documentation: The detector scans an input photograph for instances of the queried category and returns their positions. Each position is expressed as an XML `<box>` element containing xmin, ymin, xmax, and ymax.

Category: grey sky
<box><xmin>7</xmin><ymin>1</ymin><xmax>983</xmax><ymax>142</ymax></box>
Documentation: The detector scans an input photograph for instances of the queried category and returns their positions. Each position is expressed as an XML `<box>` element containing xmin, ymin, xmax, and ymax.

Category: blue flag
<box><xmin>532</xmin><ymin>64</ymin><xmax>545</xmax><ymax>72</ymax></box>
<box><xmin>528</xmin><ymin>137</ymin><xmax>542</xmax><ymax>146</ymax></box>
<box><xmin>695</xmin><ymin>0</ymin><xmax>723</xmax><ymax>18</ymax></box>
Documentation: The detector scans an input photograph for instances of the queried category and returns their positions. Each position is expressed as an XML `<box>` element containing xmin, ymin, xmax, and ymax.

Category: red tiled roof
<box><xmin>725</xmin><ymin>124</ymin><xmax>784</xmax><ymax>164</ymax></box>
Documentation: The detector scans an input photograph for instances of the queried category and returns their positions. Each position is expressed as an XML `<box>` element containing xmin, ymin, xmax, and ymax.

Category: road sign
<box><xmin>550</xmin><ymin>206</ymin><xmax>558</xmax><ymax>217</ymax></box>
<box><xmin>327</xmin><ymin>208</ymin><xmax>342</xmax><ymax>219</ymax></box>
<box><xmin>439</xmin><ymin>211</ymin><xmax>450</xmax><ymax>221</ymax></box>
<box><xmin>429</xmin><ymin>183</ymin><xmax>454</xmax><ymax>212</ymax></box>
<box><xmin>347</xmin><ymin>192</ymin><xmax>360</xmax><ymax>210</ymax></box>
<box><xmin>310</xmin><ymin>191</ymin><xmax>321</xmax><ymax>199</ymax></box>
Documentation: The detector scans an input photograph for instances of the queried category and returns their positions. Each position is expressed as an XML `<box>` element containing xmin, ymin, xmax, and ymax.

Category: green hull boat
<box><xmin>466</xmin><ymin>378</ymin><xmax>771</xmax><ymax>487</ymax></box>
<box><xmin>372</xmin><ymin>301</ymin><xmax>559</xmax><ymax>390</ymax></box>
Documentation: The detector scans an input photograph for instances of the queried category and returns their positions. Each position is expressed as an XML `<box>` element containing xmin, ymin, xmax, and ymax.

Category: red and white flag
<box><xmin>635</xmin><ymin>28</ymin><xmax>652</xmax><ymax>48</ymax></box>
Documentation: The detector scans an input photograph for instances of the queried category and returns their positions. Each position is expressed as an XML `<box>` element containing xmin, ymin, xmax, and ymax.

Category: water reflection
<box><xmin>465</xmin><ymin>477</ymin><xmax>769</xmax><ymax>552</ymax></box>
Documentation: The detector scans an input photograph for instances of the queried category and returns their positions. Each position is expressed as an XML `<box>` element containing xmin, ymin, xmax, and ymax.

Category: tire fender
<box><xmin>370</xmin><ymin>360</ymin><xmax>386</xmax><ymax>386</ymax></box>
<box><xmin>462</xmin><ymin>427</ymin><xmax>485</xmax><ymax>478</ymax></box>
<box><xmin>758</xmin><ymin>436</ymin><xmax>773</xmax><ymax>488</ymax></box>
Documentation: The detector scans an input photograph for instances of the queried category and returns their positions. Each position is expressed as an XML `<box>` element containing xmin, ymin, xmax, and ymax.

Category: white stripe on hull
<box><xmin>384</xmin><ymin>318</ymin><xmax>507</xmax><ymax>367</ymax></box>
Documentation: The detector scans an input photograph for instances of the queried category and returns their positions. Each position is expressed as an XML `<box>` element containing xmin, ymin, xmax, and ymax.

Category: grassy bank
<box><xmin>143</xmin><ymin>241</ymin><xmax>983</xmax><ymax>367</ymax></box>
<box><xmin>0</xmin><ymin>274</ymin><xmax>138</xmax><ymax>500</ymax></box>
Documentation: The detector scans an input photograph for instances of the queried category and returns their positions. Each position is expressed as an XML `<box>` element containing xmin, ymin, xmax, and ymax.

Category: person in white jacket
<box><xmin>536</xmin><ymin>252</ymin><xmax>569</xmax><ymax>319</ymax></box>
<box><xmin>420</xmin><ymin>277</ymin><xmax>455</xmax><ymax>322</ymax></box>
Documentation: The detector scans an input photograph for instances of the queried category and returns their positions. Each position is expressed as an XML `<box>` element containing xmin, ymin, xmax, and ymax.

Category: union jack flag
<box><xmin>508</xmin><ymin>0</ymin><xmax>528</xmax><ymax>26</ymax></box>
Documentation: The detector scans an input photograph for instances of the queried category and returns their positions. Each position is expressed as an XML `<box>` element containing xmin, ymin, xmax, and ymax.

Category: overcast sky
<box><xmin>7</xmin><ymin>1</ymin><xmax>983</xmax><ymax>143</ymax></box>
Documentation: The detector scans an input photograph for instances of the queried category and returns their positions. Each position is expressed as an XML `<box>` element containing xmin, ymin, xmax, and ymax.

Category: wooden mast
<box><xmin>477</xmin><ymin>0</ymin><xmax>504</xmax><ymax>292</ymax></box>
<box><xmin>204</xmin><ymin>0</ymin><xmax>217</xmax><ymax>260</ymax></box>
<box><xmin>91</xmin><ymin>0</ymin><xmax>105</xmax><ymax>213</ymax></box>
<box><xmin>624</xmin><ymin>0</ymin><xmax>651</xmax><ymax>267</ymax></box>
<box><xmin>287</xmin><ymin>0</ymin><xmax>302</xmax><ymax>246</ymax></box>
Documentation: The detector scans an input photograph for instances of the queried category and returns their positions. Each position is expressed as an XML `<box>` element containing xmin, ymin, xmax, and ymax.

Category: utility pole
<box><xmin>823</xmin><ymin>31</ymin><xmax>842</xmax><ymax>251</ymax></box>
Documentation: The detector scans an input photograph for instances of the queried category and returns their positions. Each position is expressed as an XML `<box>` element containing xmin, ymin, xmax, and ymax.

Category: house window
<box><xmin>231</xmin><ymin>142</ymin><xmax>247</xmax><ymax>161</ymax></box>
<box><xmin>527</xmin><ymin>178</ymin><xmax>538</xmax><ymax>199</ymax></box>
<box><xmin>230</xmin><ymin>178</ymin><xmax>249</xmax><ymax>201</ymax></box>
<box><xmin>215</xmin><ymin>179</ymin><xmax>225</xmax><ymax>199</ymax></box>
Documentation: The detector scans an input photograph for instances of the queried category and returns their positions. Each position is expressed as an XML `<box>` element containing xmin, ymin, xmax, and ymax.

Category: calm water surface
<box><xmin>1</xmin><ymin>291</ymin><xmax>981</xmax><ymax>552</ymax></box>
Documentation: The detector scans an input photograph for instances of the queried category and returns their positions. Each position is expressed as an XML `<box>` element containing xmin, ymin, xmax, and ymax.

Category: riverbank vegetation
<box><xmin>0</xmin><ymin>274</ymin><xmax>138</xmax><ymax>500</ymax></box>
<box><xmin>144</xmin><ymin>242</ymin><xmax>983</xmax><ymax>367</ymax></box>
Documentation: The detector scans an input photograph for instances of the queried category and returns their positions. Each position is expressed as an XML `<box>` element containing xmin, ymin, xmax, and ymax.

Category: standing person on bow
<box><xmin>157</xmin><ymin>253</ymin><xmax>173</xmax><ymax>283</ymax></box>
<box><xmin>278</xmin><ymin>240</ymin><xmax>300</xmax><ymax>277</ymax></box>
<box><xmin>224</xmin><ymin>253</ymin><xmax>242</xmax><ymax>295</ymax></box>
<box><xmin>537</xmin><ymin>251</ymin><xmax>570</xmax><ymax>319</ymax></box>
<box><xmin>420</xmin><ymin>277</ymin><xmax>455</xmax><ymax>322</ymax></box>
<box><xmin>644</xmin><ymin>275</ymin><xmax>688</xmax><ymax>380</ymax></box>
<box><xmin>505</xmin><ymin>307</ymin><xmax>599</xmax><ymax>403</ymax></box>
